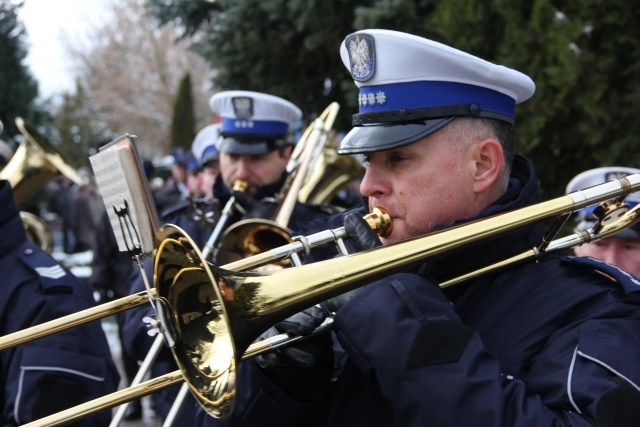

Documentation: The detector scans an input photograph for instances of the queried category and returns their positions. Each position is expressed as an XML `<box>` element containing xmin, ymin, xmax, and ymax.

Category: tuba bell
<box><xmin>0</xmin><ymin>117</ymin><xmax>82</xmax><ymax>205</ymax></box>
<box><xmin>20</xmin><ymin>211</ymin><xmax>54</xmax><ymax>253</ymax></box>
<box><xmin>296</xmin><ymin>139</ymin><xmax>365</xmax><ymax>206</ymax></box>
<box><xmin>0</xmin><ymin>118</ymin><xmax>82</xmax><ymax>251</ymax></box>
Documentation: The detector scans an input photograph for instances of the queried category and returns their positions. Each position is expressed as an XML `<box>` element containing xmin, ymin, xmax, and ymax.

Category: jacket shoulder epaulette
<box><xmin>562</xmin><ymin>255</ymin><xmax>640</xmax><ymax>296</ymax></box>
<box><xmin>17</xmin><ymin>242</ymin><xmax>74</xmax><ymax>293</ymax></box>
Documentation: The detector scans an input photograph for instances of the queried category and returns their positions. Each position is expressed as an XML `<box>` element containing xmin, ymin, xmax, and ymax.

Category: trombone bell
<box><xmin>215</xmin><ymin>219</ymin><xmax>293</xmax><ymax>266</ymax></box>
<box><xmin>154</xmin><ymin>226</ymin><xmax>237</xmax><ymax>418</ymax></box>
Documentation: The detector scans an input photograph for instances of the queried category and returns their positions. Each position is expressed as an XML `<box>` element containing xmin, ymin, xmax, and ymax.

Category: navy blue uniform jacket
<box><xmin>0</xmin><ymin>180</ymin><xmax>120</xmax><ymax>426</ymax></box>
<box><xmin>195</xmin><ymin>156</ymin><xmax>640</xmax><ymax>427</ymax></box>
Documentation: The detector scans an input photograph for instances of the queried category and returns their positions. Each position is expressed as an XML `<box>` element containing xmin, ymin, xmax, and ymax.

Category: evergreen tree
<box><xmin>146</xmin><ymin>0</ymin><xmax>369</xmax><ymax>130</ymax></box>
<box><xmin>145</xmin><ymin>0</ymin><xmax>640</xmax><ymax>198</ymax></box>
<box><xmin>427</xmin><ymin>0</ymin><xmax>640</xmax><ymax>198</ymax></box>
<box><xmin>0</xmin><ymin>0</ymin><xmax>39</xmax><ymax>140</ymax></box>
<box><xmin>170</xmin><ymin>73</ymin><xmax>196</xmax><ymax>150</ymax></box>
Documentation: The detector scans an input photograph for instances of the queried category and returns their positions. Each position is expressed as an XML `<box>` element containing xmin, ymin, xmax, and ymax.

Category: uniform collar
<box><xmin>426</xmin><ymin>155</ymin><xmax>545</xmax><ymax>283</ymax></box>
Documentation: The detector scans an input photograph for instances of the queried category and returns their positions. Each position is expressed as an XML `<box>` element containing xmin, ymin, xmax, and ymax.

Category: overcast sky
<box><xmin>17</xmin><ymin>0</ymin><xmax>112</xmax><ymax>99</ymax></box>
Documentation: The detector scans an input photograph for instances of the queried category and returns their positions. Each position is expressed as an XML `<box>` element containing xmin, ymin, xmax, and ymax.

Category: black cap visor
<box><xmin>218</xmin><ymin>136</ymin><xmax>286</xmax><ymax>155</ymax></box>
<box><xmin>338</xmin><ymin>117</ymin><xmax>454</xmax><ymax>155</ymax></box>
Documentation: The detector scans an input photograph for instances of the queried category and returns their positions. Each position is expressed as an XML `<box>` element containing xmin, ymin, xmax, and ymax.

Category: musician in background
<box><xmin>208</xmin><ymin>90</ymin><xmax>338</xmax><ymax>232</ymax></box>
<box><xmin>0</xmin><ymin>179</ymin><xmax>120</xmax><ymax>426</ymax></box>
<box><xmin>121</xmin><ymin>93</ymin><xmax>337</xmax><ymax>423</ymax></box>
<box><xmin>154</xmin><ymin>148</ymin><xmax>189</xmax><ymax>214</ymax></box>
<box><xmin>185</xmin><ymin>150</ymin><xmax>204</xmax><ymax>199</ymax></box>
<box><xmin>191</xmin><ymin>123</ymin><xmax>221</xmax><ymax>200</ymax></box>
<box><xmin>197</xmin><ymin>30</ymin><xmax>640</xmax><ymax>427</ymax></box>
<box><xmin>567</xmin><ymin>166</ymin><xmax>640</xmax><ymax>278</ymax></box>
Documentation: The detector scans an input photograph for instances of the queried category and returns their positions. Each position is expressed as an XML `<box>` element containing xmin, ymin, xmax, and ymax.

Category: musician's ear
<box><xmin>470</xmin><ymin>138</ymin><xmax>503</xmax><ymax>194</ymax></box>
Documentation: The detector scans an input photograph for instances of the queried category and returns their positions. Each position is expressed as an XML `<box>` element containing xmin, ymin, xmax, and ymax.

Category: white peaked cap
<box><xmin>338</xmin><ymin>29</ymin><xmax>535</xmax><ymax>154</ymax></box>
<box><xmin>191</xmin><ymin>123</ymin><xmax>221</xmax><ymax>165</ymax></box>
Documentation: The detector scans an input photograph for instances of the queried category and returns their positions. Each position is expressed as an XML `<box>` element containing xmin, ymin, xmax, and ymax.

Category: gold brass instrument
<box><xmin>20</xmin><ymin>211</ymin><xmax>54</xmax><ymax>253</ymax></box>
<box><xmin>215</xmin><ymin>102</ymin><xmax>341</xmax><ymax>266</ymax></box>
<box><xmin>17</xmin><ymin>173</ymin><xmax>640</xmax><ymax>427</ymax></box>
<box><xmin>12</xmin><ymin>207</ymin><xmax>391</xmax><ymax>427</ymax></box>
<box><xmin>296</xmin><ymin>139</ymin><xmax>365</xmax><ymax>206</ymax></box>
<box><xmin>0</xmin><ymin>117</ymin><xmax>82</xmax><ymax>252</ymax></box>
<box><xmin>0</xmin><ymin>207</ymin><xmax>391</xmax><ymax>351</ymax></box>
<box><xmin>201</xmin><ymin>179</ymin><xmax>249</xmax><ymax>259</ymax></box>
<box><xmin>0</xmin><ymin>117</ymin><xmax>82</xmax><ymax>205</ymax></box>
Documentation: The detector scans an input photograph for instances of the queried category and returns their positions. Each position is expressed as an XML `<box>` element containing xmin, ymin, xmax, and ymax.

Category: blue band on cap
<box><xmin>358</xmin><ymin>81</ymin><xmax>516</xmax><ymax>119</ymax></box>
<box><xmin>221</xmin><ymin>117</ymin><xmax>288</xmax><ymax>135</ymax></box>
<box><xmin>201</xmin><ymin>146</ymin><xmax>218</xmax><ymax>162</ymax></box>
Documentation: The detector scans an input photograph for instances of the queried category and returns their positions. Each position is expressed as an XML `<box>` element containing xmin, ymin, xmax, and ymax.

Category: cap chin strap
<box><xmin>352</xmin><ymin>104</ymin><xmax>514</xmax><ymax>126</ymax></box>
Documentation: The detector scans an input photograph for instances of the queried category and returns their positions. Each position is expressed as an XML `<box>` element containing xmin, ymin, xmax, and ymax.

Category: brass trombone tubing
<box><xmin>0</xmin><ymin>176</ymin><xmax>633</xmax><ymax>352</ymax></box>
<box><xmin>201</xmin><ymin>179</ymin><xmax>249</xmax><ymax>259</ymax></box>
<box><xmin>0</xmin><ymin>290</ymin><xmax>153</xmax><ymax>351</ymax></box>
<box><xmin>0</xmin><ymin>208</ymin><xmax>390</xmax><ymax>352</ymax></box>
<box><xmin>22</xmin><ymin>325</ymin><xmax>333</xmax><ymax>427</ymax></box>
<box><xmin>440</xmin><ymin>202</ymin><xmax>640</xmax><ymax>288</ymax></box>
<box><xmin>19</xmin><ymin>174</ymin><xmax>640</xmax><ymax>426</ymax></box>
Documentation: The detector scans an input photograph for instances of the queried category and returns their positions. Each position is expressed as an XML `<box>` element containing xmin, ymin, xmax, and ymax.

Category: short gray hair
<box><xmin>440</xmin><ymin>117</ymin><xmax>514</xmax><ymax>191</ymax></box>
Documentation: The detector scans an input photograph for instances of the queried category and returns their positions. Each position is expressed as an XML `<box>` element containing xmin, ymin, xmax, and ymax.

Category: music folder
<box><xmin>89</xmin><ymin>134</ymin><xmax>159</xmax><ymax>256</ymax></box>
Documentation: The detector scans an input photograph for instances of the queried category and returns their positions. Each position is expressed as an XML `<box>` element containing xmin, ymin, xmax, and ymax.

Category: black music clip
<box><xmin>113</xmin><ymin>199</ymin><xmax>143</xmax><ymax>257</ymax></box>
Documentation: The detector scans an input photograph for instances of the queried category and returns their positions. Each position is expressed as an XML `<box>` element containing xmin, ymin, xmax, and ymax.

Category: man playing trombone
<box><xmin>196</xmin><ymin>30</ymin><xmax>640</xmax><ymax>427</ymax></box>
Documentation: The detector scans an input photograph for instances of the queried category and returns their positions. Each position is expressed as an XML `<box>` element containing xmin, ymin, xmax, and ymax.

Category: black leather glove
<box><xmin>320</xmin><ymin>211</ymin><xmax>383</xmax><ymax>315</ymax></box>
<box><xmin>255</xmin><ymin>305</ymin><xmax>328</xmax><ymax>370</ymax></box>
<box><xmin>233</xmin><ymin>190</ymin><xmax>277</xmax><ymax>219</ymax></box>
<box><xmin>344</xmin><ymin>210</ymin><xmax>382</xmax><ymax>252</ymax></box>
<box><xmin>254</xmin><ymin>305</ymin><xmax>332</xmax><ymax>402</ymax></box>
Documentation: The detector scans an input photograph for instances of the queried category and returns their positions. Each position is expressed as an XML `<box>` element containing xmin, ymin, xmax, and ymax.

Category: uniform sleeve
<box><xmin>1</xmin><ymin>254</ymin><xmax>119</xmax><ymax>426</ymax></box>
<box><xmin>196</xmin><ymin>360</ymin><xmax>330</xmax><ymax>427</ymax></box>
<box><xmin>333</xmin><ymin>272</ymin><xmax>640</xmax><ymax>427</ymax></box>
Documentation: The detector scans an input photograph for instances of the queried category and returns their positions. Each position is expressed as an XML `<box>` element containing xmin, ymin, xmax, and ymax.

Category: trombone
<box><xmin>215</xmin><ymin>102</ymin><xmax>341</xmax><ymax>266</ymax></box>
<box><xmin>200</xmin><ymin>179</ymin><xmax>249</xmax><ymax>259</ymax></box>
<box><xmin>15</xmin><ymin>172</ymin><xmax>640</xmax><ymax>426</ymax></box>
<box><xmin>0</xmin><ymin>207</ymin><xmax>392</xmax><ymax>352</ymax></box>
<box><xmin>0</xmin><ymin>117</ymin><xmax>83</xmax><ymax>252</ymax></box>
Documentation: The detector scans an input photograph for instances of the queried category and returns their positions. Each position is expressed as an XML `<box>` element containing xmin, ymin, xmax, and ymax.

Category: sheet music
<box><xmin>89</xmin><ymin>135</ymin><xmax>158</xmax><ymax>255</ymax></box>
